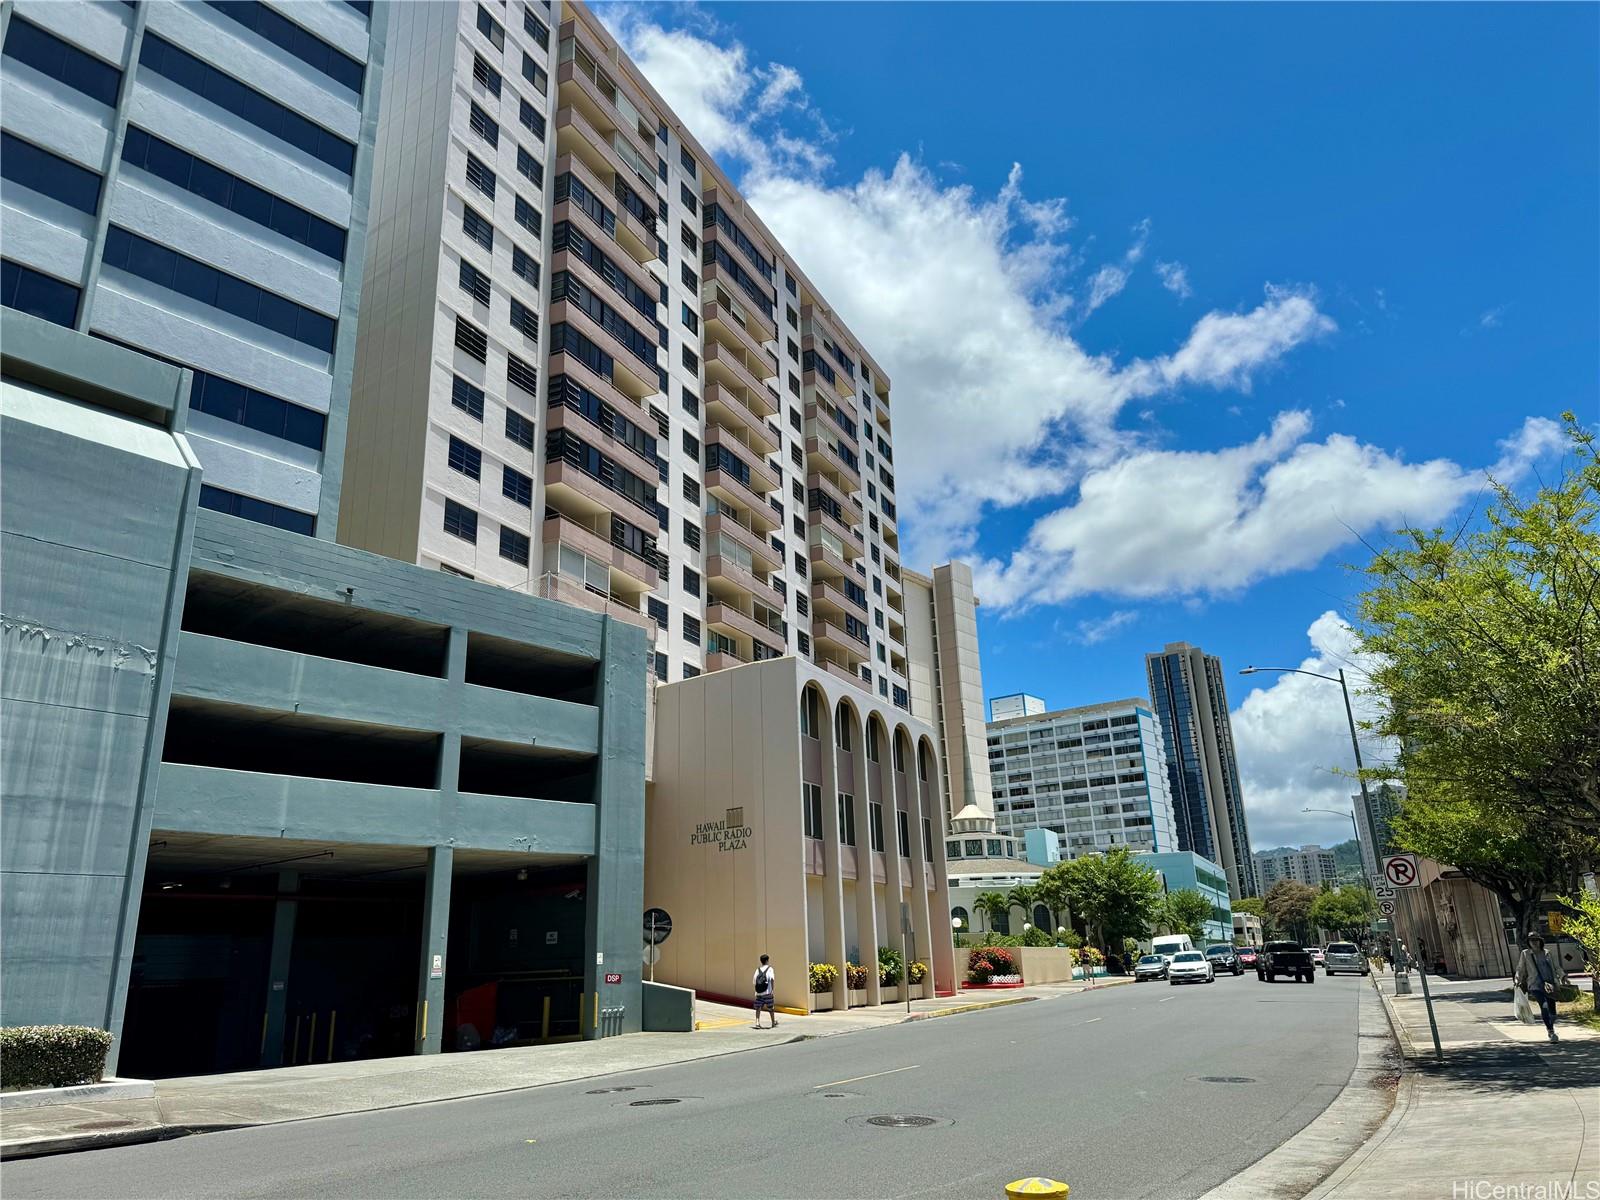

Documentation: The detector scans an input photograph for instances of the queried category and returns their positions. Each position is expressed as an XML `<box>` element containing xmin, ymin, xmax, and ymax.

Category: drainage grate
<box><xmin>1196</xmin><ymin>1076</ymin><xmax>1257</xmax><ymax>1084</ymax></box>
<box><xmin>866</xmin><ymin>1115</ymin><xmax>938</xmax><ymax>1128</ymax></box>
<box><xmin>629</xmin><ymin>1098</ymin><xmax>682</xmax><ymax>1106</ymax></box>
<box><xmin>586</xmin><ymin>1086</ymin><xmax>642</xmax><ymax>1094</ymax></box>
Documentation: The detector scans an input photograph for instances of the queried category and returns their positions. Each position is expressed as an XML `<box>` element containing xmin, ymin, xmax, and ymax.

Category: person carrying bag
<box><xmin>1514</xmin><ymin>933</ymin><xmax>1562</xmax><ymax>1042</ymax></box>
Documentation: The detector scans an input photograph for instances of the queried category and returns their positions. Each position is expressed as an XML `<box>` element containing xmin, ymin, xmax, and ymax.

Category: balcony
<box><xmin>541</xmin><ymin>512</ymin><xmax>658</xmax><ymax>598</ymax></box>
<box><xmin>553</xmin><ymin>108</ymin><xmax>656</xmax><ymax>266</ymax></box>
<box><xmin>704</xmin><ymin>342</ymin><xmax>777</xmax><ymax>415</ymax></box>
<box><xmin>707</xmin><ymin>427</ymin><xmax>778</xmax><ymax>494</ymax></box>
<box><xmin>811</xmin><ymin>578</ymin><xmax>867</xmax><ymax>619</ymax></box>
<box><xmin>707</xmin><ymin>460</ymin><xmax>777</xmax><ymax>528</ymax></box>
<box><xmin>808</xmin><ymin>538</ymin><xmax>849</xmax><ymax>580</ymax></box>
<box><xmin>536</xmin><ymin>571</ymin><xmax>654</xmax><ymax>641</ymax></box>
<box><xmin>814</xmin><ymin>618</ymin><xmax>868</xmax><ymax>657</ymax></box>
<box><xmin>702</xmin><ymin>256</ymin><xmax>777</xmax><ymax>341</ymax></box>
<box><xmin>706</xmin><ymin>510</ymin><xmax>781</xmax><ymax>574</ymax></box>
<box><xmin>819</xmin><ymin>656</ymin><xmax>870</xmax><ymax>692</ymax></box>
<box><xmin>548</xmin><ymin>298</ymin><xmax>657</xmax><ymax>405</ymax></box>
<box><xmin>706</xmin><ymin>553</ymin><xmax>783</xmax><ymax>611</ymax></box>
<box><xmin>806</xmin><ymin>471</ymin><xmax>862</xmax><ymax>525</ymax></box>
<box><xmin>806</xmin><ymin>433</ymin><xmax>862</xmax><ymax>492</ymax></box>
<box><xmin>555</xmin><ymin>58</ymin><xmax>654</xmax><ymax>180</ymax></box>
<box><xmin>546</xmin><ymin>338</ymin><xmax>649</xmax><ymax>428</ymax></box>
<box><xmin>706</xmin><ymin>382</ymin><xmax>780</xmax><ymax>457</ymax></box>
<box><xmin>806</xmin><ymin>398</ymin><xmax>859</xmax><ymax>452</ymax></box>
<box><xmin>707</xmin><ymin>601</ymin><xmax>784</xmax><ymax>649</ymax></box>
<box><xmin>544</xmin><ymin>459</ymin><xmax>660</xmax><ymax>533</ymax></box>
<box><xmin>704</xmin><ymin>298</ymin><xmax>778</xmax><ymax>381</ymax></box>
<box><xmin>702</xmin><ymin>277</ymin><xmax>777</xmax><ymax>352</ymax></box>
<box><xmin>546</xmin><ymin>392</ymin><xmax>656</xmax><ymax>480</ymax></box>
<box><xmin>705</xmin><ymin>647</ymin><xmax>747</xmax><ymax>674</ymax></box>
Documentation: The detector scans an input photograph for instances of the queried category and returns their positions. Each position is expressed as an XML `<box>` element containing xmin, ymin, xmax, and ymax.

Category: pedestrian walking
<box><xmin>1515</xmin><ymin>933</ymin><xmax>1562</xmax><ymax>1042</ymax></box>
<box><xmin>752</xmin><ymin>954</ymin><xmax>778</xmax><ymax>1028</ymax></box>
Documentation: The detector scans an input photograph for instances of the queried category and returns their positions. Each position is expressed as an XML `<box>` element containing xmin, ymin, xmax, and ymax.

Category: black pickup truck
<box><xmin>1257</xmin><ymin>940</ymin><xmax>1316</xmax><ymax>984</ymax></box>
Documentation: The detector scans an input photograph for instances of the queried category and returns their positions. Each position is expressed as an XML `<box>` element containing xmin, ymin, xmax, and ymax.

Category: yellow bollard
<box><xmin>1006</xmin><ymin>1179</ymin><xmax>1069</xmax><ymax>1199</ymax></box>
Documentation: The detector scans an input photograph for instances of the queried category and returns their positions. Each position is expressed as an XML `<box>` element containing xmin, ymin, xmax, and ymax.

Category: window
<box><xmin>119</xmin><ymin>128</ymin><xmax>345</xmax><ymax>261</ymax></box>
<box><xmin>468</xmin><ymin>102</ymin><xmax>499</xmax><ymax>147</ymax></box>
<box><xmin>515</xmin><ymin>195</ymin><xmax>541</xmax><ymax>237</ymax></box>
<box><xmin>463</xmin><ymin>206</ymin><xmax>494</xmax><ymax>251</ymax></box>
<box><xmin>512</xmin><ymin>245</ymin><xmax>540</xmax><ymax>288</ymax></box>
<box><xmin>681</xmin><ymin>388</ymin><xmax>699</xmax><ymax>417</ymax></box>
<box><xmin>472</xmin><ymin>53</ymin><xmax>502</xmax><ymax>96</ymax></box>
<box><xmin>523</xmin><ymin>8</ymin><xmax>549</xmax><ymax>48</ymax></box>
<box><xmin>452</xmin><ymin>375</ymin><xmax>485</xmax><ymax>420</ymax></box>
<box><xmin>447</xmin><ymin>435</ymin><xmax>482</xmax><ymax>479</ymax></box>
<box><xmin>786</xmin><ymin>305</ymin><xmax>798</xmax><ymax>329</ymax></box>
<box><xmin>681</xmin><ymin>431</ymin><xmax>699</xmax><ymax>459</ymax></box>
<box><xmin>795</xmin><ymin>594</ymin><xmax>808</xmax><ymax>617</ymax></box>
<box><xmin>682</xmin><ymin>566</ymin><xmax>700</xmax><ymax>597</ymax></box>
<box><xmin>787</xmin><ymin>375</ymin><xmax>800</xmax><ymax>397</ymax></box>
<box><xmin>680</xmin><ymin>222</ymin><xmax>698</xmax><ymax>253</ymax></box>
<box><xmin>898</xmin><ymin>810</ymin><xmax>911</xmax><ymax>857</ymax></box>
<box><xmin>508</xmin><ymin>352</ymin><xmax>538</xmax><ymax>394</ymax></box>
<box><xmin>1</xmin><ymin>132</ymin><xmax>101</xmax><ymax>215</ymax></box>
<box><xmin>794</xmin><ymin>551</ymin><xmax>807</xmax><ymax>577</ymax></box>
<box><xmin>502</xmin><ymin>466</ymin><xmax>532</xmax><ymax>506</ymax></box>
<box><xmin>682</xmin><ymin>520</ymin><xmax>701</xmax><ymax>551</ymax></box>
<box><xmin>476</xmin><ymin>4</ymin><xmax>504</xmax><ymax>50</ymax></box>
<box><xmin>681</xmin><ymin>303</ymin><xmax>698</xmax><ymax>334</ymax></box>
<box><xmin>797</xmin><ymin>631</ymin><xmax>810</xmax><ymax>656</ymax></box>
<box><xmin>683</xmin><ymin>663</ymin><xmax>700</xmax><ymax>679</ymax></box>
<box><xmin>516</xmin><ymin>145</ymin><xmax>544</xmax><ymax>188</ymax></box>
<box><xmin>683</xmin><ymin>615</ymin><xmax>701</xmax><ymax>645</ymax></box>
<box><xmin>465</xmin><ymin>152</ymin><xmax>496</xmax><ymax>198</ymax></box>
<box><xmin>4</xmin><ymin>18</ymin><xmax>121</xmax><ymax>107</ymax></box>
<box><xmin>458</xmin><ymin>260</ymin><xmax>491</xmax><ymax>305</ymax></box>
<box><xmin>0</xmin><ymin>259</ymin><xmax>80</xmax><ymax>328</ymax></box>
<box><xmin>679</xmin><ymin>146</ymin><xmax>697</xmax><ymax>177</ymax></box>
<box><xmin>803</xmin><ymin>783</ymin><xmax>823</xmax><ymax>839</ymax></box>
<box><xmin>787</xmin><ymin>338</ymin><xmax>799</xmax><ymax>363</ymax></box>
<box><xmin>170</xmin><ymin>365</ymin><xmax>326</xmax><ymax>451</ymax></box>
<box><xmin>101</xmin><ymin>227</ymin><xmax>335</xmax><ymax>352</ymax></box>
<box><xmin>648</xmin><ymin>597</ymin><xmax>668</xmax><ymax>629</ymax></box>
<box><xmin>198</xmin><ymin>485</ymin><xmax>314</xmax><ymax>535</ymax></box>
<box><xmin>443</xmin><ymin>499</ymin><xmax>478</xmax><ymax>542</ymax></box>
<box><xmin>679</xmin><ymin>182</ymin><xmax>698</xmax><ymax>214</ymax></box>
<box><xmin>509</xmin><ymin>298</ymin><xmax>539</xmax><ymax>340</ymax></box>
<box><xmin>924</xmin><ymin>817</ymin><xmax>934</xmax><ymax>860</ymax></box>
<box><xmin>654</xmin><ymin>652</ymin><xmax>667</xmax><ymax>682</ymax></box>
<box><xmin>837</xmin><ymin>794</ymin><xmax>856</xmax><ymax>846</ymax></box>
<box><xmin>835</xmin><ymin>706</ymin><xmax>852</xmax><ymax>751</ymax></box>
<box><xmin>496</xmin><ymin>526</ymin><xmax>530</xmax><ymax>566</ymax></box>
<box><xmin>454</xmin><ymin>316</ymin><xmax>488</xmax><ymax>361</ymax></box>
<box><xmin>790</xmin><ymin>445</ymin><xmax>803</xmax><ymax>468</ymax></box>
<box><xmin>521</xmin><ymin>53</ymin><xmax>547</xmax><ymax>93</ymax></box>
<box><xmin>682</xmin><ymin>345</ymin><xmax>698</xmax><ymax>373</ymax></box>
<box><xmin>786</xmin><ymin>274</ymin><xmax>797</xmax><ymax>297</ymax></box>
<box><xmin>791</xmin><ymin>515</ymin><xmax>804</xmax><ymax>538</ymax></box>
<box><xmin>682</xmin><ymin>476</ymin><xmax>700</xmax><ymax>504</ymax></box>
<box><xmin>869</xmin><ymin>801</ymin><xmax>884</xmax><ymax>851</ymax></box>
<box><xmin>681</xmin><ymin>263</ymin><xmax>698</xmax><ymax>291</ymax></box>
<box><xmin>519</xmin><ymin>99</ymin><xmax>545</xmax><ymax>139</ymax></box>
<box><xmin>506</xmin><ymin>407</ymin><xmax>535</xmax><ymax>449</ymax></box>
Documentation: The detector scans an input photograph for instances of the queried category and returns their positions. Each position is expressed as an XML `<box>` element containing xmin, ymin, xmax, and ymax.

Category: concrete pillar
<box><xmin>845</xmin><ymin>725</ymin><xmax>881</xmax><ymax>1007</ymax></box>
<box><xmin>815</xmin><ymin>692</ymin><xmax>849</xmax><ymax>1010</ymax></box>
<box><xmin>260</xmin><ymin>870</ymin><xmax>299</xmax><ymax>1067</ymax></box>
<box><xmin>920</xmin><ymin>746</ymin><xmax>957</xmax><ymax>996</ymax></box>
<box><xmin>897</xmin><ymin>733</ymin><xmax>934</xmax><ymax>996</ymax></box>
<box><xmin>415</xmin><ymin>846</ymin><xmax>452</xmax><ymax>1054</ymax></box>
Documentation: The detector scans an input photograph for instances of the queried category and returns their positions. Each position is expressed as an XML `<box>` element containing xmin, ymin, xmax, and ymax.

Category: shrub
<box><xmin>845</xmin><ymin>962</ymin><xmax>870</xmax><ymax>990</ymax></box>
<box><xmin>966</xmin><ymin>945</ymin><xmax>1016</xmax><ymax>983</ymax></box>
<box><xmin>908</xmin><ymin>960</ymin><xmax>929</xmax><ymax>984</ymax></box>
<box><xmin>1081</xmin><ymin>945</ymin><xmax>1105</xmax><ymax>967</ymax></box>
<box><xmin>877</xmin><ymin>945</ymin><xmax>904</xmax><ymax>985</ymax></box>
<box><xmin>808</xmin><ymin>962</ymin><xmax>839</xmax><ymax>994</ymax></box>
<box><xmin>1022</xmin><ymin>925</ymin><xmax>1054</xmax><ymax>947</ymax></box>
<box><xmin>1</xmin><ymin>1025</ymin><xmax>113</xmax><ymax>1090</ymax></box>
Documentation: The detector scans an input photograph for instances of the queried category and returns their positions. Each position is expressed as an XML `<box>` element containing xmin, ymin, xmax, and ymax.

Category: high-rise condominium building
<box><xmin>0</xmin><ymin>0</ymin><xmax>385</xmax><ymax>535</ymax></box>
<box><xmin>1354</xmin><ymin>782</ymin><xmax>1405</xmax><ymax>877</ymax></box>
<box><xmin>986</xmin><ymin>699</ymin><xmax>1178</xmax><ymax>859</ymax></box>
<box><xmin>1253</xmin><ymin>844</ymin><xmax>1339</xmax><ymax>890</ymax></box>
<box><xmin>343</xmin><ymin>0</ymin><xmax>906</xmax><ymax>704</ymax></box>
<box><xmin>1145</xmin><ymin>642</ymin><xmax>1257</xmax><ymax>898</ymax></box>
<box><xmin>990</xmin><ymin>693</ymin><xmax>1046</xmax><ymax>722</ymax></box>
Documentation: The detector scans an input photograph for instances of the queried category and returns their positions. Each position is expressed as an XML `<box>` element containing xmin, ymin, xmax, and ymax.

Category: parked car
<box><xmin>1237</xmin><ymin>947</ymin><xmax>1259</xmax><ymax>968</ymax></box>
<box><xmin>1310</xmin><ymin>947</ymin><xmax>1327</xmax><ymax>966</ymax></box>
<box><xmin>1168</xmin><ymin>950</ymin><xmax>1215</xmax><ymax>985</ymax></box>
<box><xmin>1257</xmin><ymin>941</ymin><xmax>1316</xmax><ymax>983</ymax></box>
<box><xmin>1324</xmin><ymin>942</ymin><xmax>1370</xmax><ymax>976</ymax></box>
<box><xmin>1204</xmin><ymin>944</ymin><xmax>1244</xmax><ymax>975</ymax></box>
<box><xmin>1134</xmin><ymin>953</ymin><xmax>1169</xmax><ymax>981</ymax></box>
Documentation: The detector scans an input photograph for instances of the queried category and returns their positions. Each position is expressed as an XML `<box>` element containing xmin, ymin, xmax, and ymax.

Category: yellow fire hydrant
<box><xmin>1005</xmin><ymin>1179</ymin><xmax>1069</xmax><ymax>1199</ymax></box>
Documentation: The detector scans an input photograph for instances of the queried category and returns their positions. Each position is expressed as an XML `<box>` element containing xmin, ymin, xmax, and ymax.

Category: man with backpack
<box><xmin>752</xmin><ymin>954</ymin><xmax>777</xmax><ymax>1028</ymax></box>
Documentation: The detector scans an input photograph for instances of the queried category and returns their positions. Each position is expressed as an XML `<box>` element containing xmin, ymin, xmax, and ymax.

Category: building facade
<box><xmin>341</xmin><ymin>0</ymin><xmax>909</xmax><ymax>710</ymax></box>
<box><xmin>1145</xmin><ymin>642</ymin><xmax>1257</xmax><ymax>899</ymax></box>
<box><xmin>1253</xmin><ymin>844</ymin><xmax>1340</xmax><ymax>890</ymax></box>
<box><xmin>645</xmin><ymin>658</ymin><xmax>955</xmax><ymax>1012</ymax></box>
<box><xmin>1137</xmin><ymin>850</ymin><xmax>1234</xmax><ymax>946</ymax></box>
<box><xmin>990</xmin><ymin>693</ymin><xmax>1046</xmax><ymax>721</ymax></box>
<box><xmin>1354</xmin><ymin>782</ymin><xmax>1405</xmax><ymax>878</ymax></box>
<box><xmin>1</xmin><ymin>0</ymin><xmax>386</xmax><ymax>535</ymax></box>
<box><xmin>986</xmin><ymin>699</ymin><xmax>1178</xmax><ymax>860</ymax></box>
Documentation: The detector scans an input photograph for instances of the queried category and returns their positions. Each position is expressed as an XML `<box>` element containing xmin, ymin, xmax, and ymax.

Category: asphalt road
<box><xmin>4</xmin><ymin>970</ymin><xmax>1365</xmax><ymax>1200</ymax></box>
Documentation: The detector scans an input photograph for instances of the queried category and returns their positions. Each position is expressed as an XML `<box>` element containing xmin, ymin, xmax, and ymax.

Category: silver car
<box><xmin>1324</xmin><ymin>942</ymin><xmax>1369</xmax><ymax>976</ymax></box>
<box><xmin>1134</xmin><ymin>953</ymin><xmax>1168</xmax><ymax>981</ymax></box>
<box><xmin>1167</xmin><ymin>950</ymin><xmax>1215</xmax><ymax>985</ymax></box>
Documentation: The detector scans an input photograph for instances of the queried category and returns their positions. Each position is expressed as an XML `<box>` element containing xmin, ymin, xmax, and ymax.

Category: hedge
<box><xmin>1</xmin><ymin>1025</ymin><xmax>114</xmax><ymax>1090</ymax></box>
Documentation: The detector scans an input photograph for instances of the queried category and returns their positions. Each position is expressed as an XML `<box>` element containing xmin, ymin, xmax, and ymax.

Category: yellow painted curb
<box><xmin>694</xmin><ymin>1017</ymin><xmax>752</xmax><ymax>1031</ymax></box>
<box><xmin>910</xmin><ymin>996</ymin><xmax>1038</xmax><ymax>1021</ymax></box>
<box><xmin>776</xmin><ymin>1005</ymin><xmax>807</xmax><ymax>1016</ymax></box>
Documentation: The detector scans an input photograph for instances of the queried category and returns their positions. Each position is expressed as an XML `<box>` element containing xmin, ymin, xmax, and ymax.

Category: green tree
<box><xmin>1160</xmin><ymin>888</ymin><xmax>1216</xmax><ymax>941</ymax></box>
<box><xmin>1310</xmin><ymin>888</ymin><xmax>1377</xmax><ymax>939</ymax></box>
<box><xmin>1036</xmin><ymin>848</ymin><xmax>1164</xmax><ymax>954</ymax></box>
<box><xmin>1555</xmin><ymin>888</ymin><xmax>1600</xmax><ymax>1009</ymax></box>
<box><xmin>1006</xmin><ymin>883</ymin><xmax>1038</xmax><ymax>931</ymax></box>
<box><xmin>973</xmin><ymin>891</ymin><xmax>1010</xmax><ymax>935</ymax></box>
<box><xmin>1265</xmin><ymin>880</ymin><xmax>1319</xmax><ymax>943</ymax></box>
<box><xmin>1233</xmin><ymin>897</ymin><xmax>1266</xmax><ymax>919</ymax></box>
<box><xmin>1356</xmin><ymin>414</ymin><xmax>1600</xmax><ymax>836</ymax></box>
<box><xmin>1392</xmin><ymin>787</ymin><xmax>1597</xmax><ymax>943</ymax></box>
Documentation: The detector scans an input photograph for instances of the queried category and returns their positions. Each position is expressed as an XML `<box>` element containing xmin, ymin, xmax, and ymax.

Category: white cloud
<box><xmin>1077</xmin><ymin>220</ymin><xmax>1149</xmax><ymax>319</ymax></box>
<box><xmin>1156</xmin><ymin>260</ymin><xmax>1193</xmax><ymax>299</ymax></box>
<box><xmin>972</xmin><ymin>414</ymin><xmax>1562</xmax><ymax>610</ymax></box>
<box><xmin>1231</xmin><ymin>612</ymin><xmax>1394</xmax><ymax>850</ymax></box>
<box><xmin>1479</xmin><ymin>305</ymin><xmax>1506</xmax><ymax>329</ymax></box>
<box><xmin>1073</xmin><ymin>609</ymin><xmax>1137</xmax><ymax>645</ymax></box>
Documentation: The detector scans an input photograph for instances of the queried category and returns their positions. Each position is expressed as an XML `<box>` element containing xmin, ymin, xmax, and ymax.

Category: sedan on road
<box><xmin>1310</xmin><ymin>947</ymin><xmax>1327</xmax><ymax>966</ymax></box>
<box><xmin>1237</xmin><ymin>947</ymin><xmax>1259</xmax><ymax>968</ymax></box>
<box><xmin>1167</xmin><ymin>950</ymin><xmax>1215</xmax><ymax>985</ymax></box>
<box><xmin>1134</xmin><ymin>953</ymin><xmax>1169</xmax><ymax>981</ymax></box>
<box><xmin>1205</xmin><ymin>944</ymin><xmax>1244</xmax><ymax>975</ymax></box>
<box><xmin>1324</xmin><ymin>942</ymin><xmax>1370</xmax><ymax>976</ymax></box>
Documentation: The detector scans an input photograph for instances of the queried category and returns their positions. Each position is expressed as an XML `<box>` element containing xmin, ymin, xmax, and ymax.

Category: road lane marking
<box><xmin>813</xmin><ymin>1065</ymin><xmax>920</xmax><ymax>1089</ymax></box>
<box><xmin>1077</xmin><ymin>1017</ymin><xmax>1103</xmax><ymax>1025</ymax></box>
<box><xmin>1159</xmin><ymin>996</ymin><xmax>1174</xmax><ymax>1003</ymax></box>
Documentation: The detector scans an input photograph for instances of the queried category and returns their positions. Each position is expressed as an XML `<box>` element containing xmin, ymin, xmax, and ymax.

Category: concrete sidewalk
<box><xmin>1</xmin><ymin>978</ymin><xmax>1119</xmax><ymax>1159</ymax></box>
<box><xmin>1307</xmin><ymin>974</ymin><xmax>1600</xmax><ymax>1199</ymax></box>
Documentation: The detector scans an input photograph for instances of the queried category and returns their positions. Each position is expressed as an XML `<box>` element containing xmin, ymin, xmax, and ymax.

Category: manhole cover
<box><xmin>586</xmin><ymin>1086</ymin><xmax>642</xmax><ymax>1094</ymax></box>
<box><xmin>866</xmin><ymin>1115</ymin><xmax>938</xmax><ymax>1128</ymax></box>
<box><xmin>629</xmin><ymin>1097</ymin><xmax>682</xmax><ymax>1106</ymax></box>
<box><xmin>1195</xmin><ymin>1076</ymin><xmax>1257</xmax><ymax>1084</ymax></box>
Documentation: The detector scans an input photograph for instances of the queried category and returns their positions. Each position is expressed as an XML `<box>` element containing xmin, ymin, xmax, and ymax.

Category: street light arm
<box><xmin>1239</xmin><ymin>666</ymin><xmax>1342</xmax><ymax>683</ymax></box>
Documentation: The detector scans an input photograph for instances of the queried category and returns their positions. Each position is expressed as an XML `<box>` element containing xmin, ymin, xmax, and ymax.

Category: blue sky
<box><xmin>603</xmin><ymin>2</ymin><xmax>1598</xmax><ymax>850</ymax></box>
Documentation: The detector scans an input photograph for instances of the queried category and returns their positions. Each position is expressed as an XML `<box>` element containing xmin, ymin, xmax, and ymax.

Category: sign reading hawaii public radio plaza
<box><xmin>690</xmin><ymin>807</ymin><xmax>752</xmax><ymax>853</ymax></box>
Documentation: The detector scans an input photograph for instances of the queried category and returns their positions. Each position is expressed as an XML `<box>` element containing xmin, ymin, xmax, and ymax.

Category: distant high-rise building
<box><xmin>1253</xmin><ymin>844</ymin><xmax>1339</xmax><ymax>890</ymax></box>
<box><xmin>1145</xmin><ymin>642</ymin><xmax>1256</xmax><ymax>898</ymax></box>
<box><xmin>990</xmin><ymin>693</ymin><xmax>1046</xmax><ymax>721</ymax></box>
<box><xmin>1354</xmin><ymin>782</ymin><xmax>1406</xmax><ymax>877</ymax></box>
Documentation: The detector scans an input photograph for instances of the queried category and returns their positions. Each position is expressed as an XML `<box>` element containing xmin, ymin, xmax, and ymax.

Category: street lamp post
<box><xmin>1240</xmin><ymin>664</ymin><xmax>1443</xmax><ymax>1062</ymax></box>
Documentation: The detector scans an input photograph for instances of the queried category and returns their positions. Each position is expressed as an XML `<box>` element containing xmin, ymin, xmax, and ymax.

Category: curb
<box><xmin>1370</xmin><ymin>975</ymin><xmax>1422</xmax><ymax>1060</ymax></box>
<box><xmin>1</xmin><ymin>1124</ymin><xmax>235</xmax><ymax>1162</ymax></box>
<box><xmin>907</xmin><ymin>996</ymin><xmax>1038</xmax><ymax>1021</ymax></box>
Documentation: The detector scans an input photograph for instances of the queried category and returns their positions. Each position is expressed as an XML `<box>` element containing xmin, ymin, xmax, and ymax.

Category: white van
<box><xmin>1151</xmin><ymin>934</ymin><xmax>1195</xmax><ymax>962</ymax></box>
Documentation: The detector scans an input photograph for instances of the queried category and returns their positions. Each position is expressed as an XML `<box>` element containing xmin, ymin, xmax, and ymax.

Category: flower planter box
<box><xmin>963</xmin><ymin>980</ymin><xmax>1026</xmax><ymax>989</ymax></box>
<box><xmin>908</xmin><ymin>984</ymin><xmax>925</xmax><ymax>1000</ymax></box>
<box><xmin>810</xmin><ymin>992</ymin><xmax>835</xmax><ymax>1012</ymax></box>
<box><xmin>879</xmin><ymin>985</ymin><xmax>901</xmax><ymax>1003</ymax></box>
<box><xmin>848</xmin><ymin>988</ymin><xmax>867</xmax><ymax>1008</ymax></box>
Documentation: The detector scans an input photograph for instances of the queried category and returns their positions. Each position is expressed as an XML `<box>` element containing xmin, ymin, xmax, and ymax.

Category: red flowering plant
<box><xmin>966</xmin><ymin>945</ymin><xmax>1016</xmax><ymax>983</ymax></box>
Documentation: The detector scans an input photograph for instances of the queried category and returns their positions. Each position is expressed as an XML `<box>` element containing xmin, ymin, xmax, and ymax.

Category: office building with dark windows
<box><xmin>1144</xmin><ymin>642</ymin><xmax>1257</xmax><ymax>899</ymax></box>
<box><xmin>1</xmin><ymin>0</ymin><xmax>387</xmax><ymax>535</ymax></box>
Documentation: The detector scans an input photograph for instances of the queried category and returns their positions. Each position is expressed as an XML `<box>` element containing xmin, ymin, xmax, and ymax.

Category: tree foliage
<box><xmin>1265</xmin><ymin>881</ymin><xmax>1319</xmax><ymax>942</ymax></box>
<box><xmin>973</xmin><ymin>891</ymin><xmax>1010</xmax><ymax>934</ymax></box>
<box><xmin>1355</xmin><ymin>414</ymin><xmax>1600</xmax><ymax>834</ymax></box>
<box><xmin>1232</xmin><ymin>897</ymin><xmax>1266</xmax><ymax>919</ymax></box>
<box><xmin>1035</xmin><ymin>848</ymin><xmax>1164</xmax><ymax>952</ymax></box>
<box><xmin>1156</xmin><ymin>889</ymin><xmax>1215</xmax><ymax>941</ymax></box>
<box><xmin>1309</xmin><ymin>888</ymin><xmax>1376</xmax><ymax>938</ymax></box>
<box><xmin>1556</xmin><ymin>887</ymin><xmax>1600</xmax><ymax>1004</ymax></box>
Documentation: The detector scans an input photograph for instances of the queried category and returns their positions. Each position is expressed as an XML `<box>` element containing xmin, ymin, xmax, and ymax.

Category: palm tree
<box><xmin>974</xmin><ymin>891</ymin><xmax>1010</xmax><ymax>936</ymax></box>
<box><xmin>1006</xmin><ymin>883</ymin><xmax>1037</xmax><ymax>934</ymax></box>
